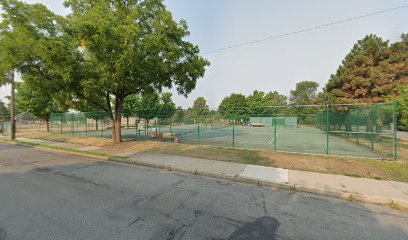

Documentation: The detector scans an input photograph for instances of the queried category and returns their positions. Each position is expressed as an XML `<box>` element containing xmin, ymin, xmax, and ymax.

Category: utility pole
<box><xmin>10</xmin><ymin>70</ymin><xmax>15</xmax><ymax>140</ymax></box>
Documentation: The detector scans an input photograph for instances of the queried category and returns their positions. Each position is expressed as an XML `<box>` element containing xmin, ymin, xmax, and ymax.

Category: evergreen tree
<box><xmin>325</xmin><ymin>34</ymin><xmax>407</xmax><ymax>102</ymax></box>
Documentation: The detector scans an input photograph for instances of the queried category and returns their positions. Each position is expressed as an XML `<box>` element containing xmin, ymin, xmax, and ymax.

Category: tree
<box><xmin>15</xmin><ymin>78</ymin><xmax>68</xmax><ymax>132</ymax></box>
<box><xmin>245</xmin><ymin>90</ymin><xmax>267</xmax><ymax>115</ymax></box>
<box><xmin>191</xmin><ymin>97</ymin><xmax>209</xmax><ymax>121</ymax></box>
<box><xmin>0</xmin><ymin>100</ymin><xmax>8</xmax><ymax>119</ymax></box>
<box><xmin>173</xmin><ymin>106</ymin><xmax>185</xmax><ymax>123</ymax></box>
<box><xmin>123</xmin><ymin>94</ymin><xmax>141</xmax><ymax>128</ymax></box>
<box><xmin>137</xmin><ymin>91</ymin><xmax>161</xmax><ymax>120</ymax></box>
<box><xmin>289</xmin><ymin>81</ymin><xmax>319</xmax><ymax>105</ymax></box>
<box><xmin>158</xmin><ymin>92</ymin><xmax>176</xmax><ymax>120</ymax></box>
<box><xmin>264</xmin><ymin>91</ymin><xmax>287</xmax><ymax>106</ymax></box>
<box><xmin>396</xmin><ymin>90</ymin><xmax>408</xmax><ymax>130</ymax></box>
<box><xmin>123</xmin><ymin>91</ymin><xmax>175</xmax><ymax>128</ymax></box>
<box><xmin>262</xmin><ymin>91</ymin><xmax>287</xmax><ymax>115</ymax></box>
<box><xmin>324</xmin><ymin>34</ymin><xmax>407</xmax><ymax>102</ymax></box>
<box><xmin>245</xmin><ymin>90</ymin><xmax>287</xmax><ymax>116</ymax></box>
<box><xmin>0</xmin><ymin>0</ymin><xmax>210</xmax><ymax>143</ymax></box>
<box><xmin>218</xmin><ymin>93</ymin><xmax>246</xmax><ymax>119</ymax></box>
<box><xmin>289</xmin><ymin>81</ymin><xmax>319</xmax><ymax>125</ymax></box>
<box><xmin>323</xmin><ymin>34</ymin><xmax>408</xmax><ymax>128</ymax></box>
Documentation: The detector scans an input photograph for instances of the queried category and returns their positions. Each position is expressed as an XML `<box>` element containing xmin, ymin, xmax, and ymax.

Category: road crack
<box><xmin>128</xmin><ymin>217</ymin><xmax>143</xmax><ymax>227</ymax></box>
<box><xmin>54</xmin><ymin>172</ymin><xmax>110</xmax><ymax>190</ymax></box>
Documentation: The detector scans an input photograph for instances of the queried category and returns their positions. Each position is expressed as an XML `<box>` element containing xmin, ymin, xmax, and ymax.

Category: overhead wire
<box><xmin>203</xmin><ymin>5</ymin><xmax>408</xmax><ymax>54</ymax></box>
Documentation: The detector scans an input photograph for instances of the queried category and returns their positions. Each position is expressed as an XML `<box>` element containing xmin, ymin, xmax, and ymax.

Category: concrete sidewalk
<box><xmin>127</xmin><ymin>152</ymin><xmax>408</xmax><ymax>207</ymax></box>
<box><xmin>3</xmin><ymin>136</ymin><xmax>408</xmax><ymax>208</ymax></box>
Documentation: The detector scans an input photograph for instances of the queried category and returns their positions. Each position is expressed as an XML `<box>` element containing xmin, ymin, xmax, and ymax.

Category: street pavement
<box><xmin>0</xmin><ymin>143</ymin><xmax>407</xmax><ymax>240</ymax></box>
<box><xmin>11</xmin><ymin>137</ymin><xmax>408</xmax><ymax>207</ymax></box>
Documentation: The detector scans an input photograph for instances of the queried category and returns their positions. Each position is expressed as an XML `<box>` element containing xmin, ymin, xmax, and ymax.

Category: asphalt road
<box><xmin>0</xmin><ymin>143</ymin><xmax>407</xmax><ymax>240</ymax></box>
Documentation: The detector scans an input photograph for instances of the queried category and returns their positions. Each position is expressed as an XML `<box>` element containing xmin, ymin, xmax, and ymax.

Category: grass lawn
<box><xmin>10</xmin><ymin>131</ymin><xmax>408</xmax><ymax>183</ymax></box>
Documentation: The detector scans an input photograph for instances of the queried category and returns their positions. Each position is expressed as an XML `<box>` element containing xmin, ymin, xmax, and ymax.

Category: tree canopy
<box><xmin>218</xmin><ymin>93</ymin><xmax>247</xmax><ymax>118</ymax></box>
<box><xmin>396</xmin><ymin>90</ymin><xmax>408</xmax><ymax>131</ymax></box>
<box><xmin>191</xmin><ymin>97</ymin><xmax>209</xmax><ymax>119</ymax></box>
<box><xmin>324</xmin><ymin>34</ymin><xmax>407</xmax><ymax>102</ymax></box>
<box><xmin>15</xmin><ymin>77</ymin><xmax>68</xmax><ymax>131</ymax></box>
<box><xmin>0</xmin><ymin>0</ymin><xmax>209</xmax><ymax>143</ymax></box>
<box><xmin>0</xmin><ymin>100</ymin><xmax>8</xmax><ymax>119</ymax></box>
<box><xmin>158</xmin><ymin>92</ymin><xmax>176</xmax><ymax>119</ymax></box>
<box><xmin>289</xmin><ymin>81</ymin><xmax>319</xmax><ymax>106</ymax></box>
<box><xmin>123</xmin><ymin>94</ymin><xmax>141</xmax><ymax>119</ymax></box>
<box><xmin>323</xmin><ymin>34</ymin><xmax>408</xmax><ymax>129</ymax></box>
<box><xmin>245</xmin><ymin>90</ymin><xmax>287</xmax><ymax>115</ymax></box>
<box><xmin>173</xmin><ymin>106</ymin><xmax>185</xmax><ymax>123</ymax></box>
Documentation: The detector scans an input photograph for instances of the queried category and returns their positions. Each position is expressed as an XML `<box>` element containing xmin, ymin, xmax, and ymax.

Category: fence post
<box><xmin>326</xmin><ymin>104</ymin><xmax>329</xmax><ymax>154</ymax></box>
<box><xmin>135</xmin><ymin>116</ymin><xmax>137</xmax><ymax>140</ymax></box>
<box><xmin>102</xmin><ymin>116</ymin><xmax>104</xmax><ymax>137</ymax></box>
<box><xmin>393</xmin><ymin>103</ymin><xmax>398</xmax><ymax>160</ymax></box>
<box><xmin>356</xmin><ymin>124</ymin><xmax>360</xmax><ymax>144</ymax></box>
<box><xmin>370</xmin><ymin>107</ymin><xmax>375</xmax><ymax>151</ymax></box>
<box><xmin>60</xmin><ymin>115</ymin><xmax>62</xmax><ymax>135</ymax></box>
<box><xmin>85</xmin><ymin>116</ymin><xmax>88</xmax><ymax>136</ymax></box>
<box><xmin>232</xmin><ymin>112</ymin><xmax>235</xmax><ymax>148</ymax></box>
<box><xmin>274</xmin><ymin>114</ymin><xmax>277</xmax><ymax>151</ymax></box>
<box><xmin>170</xmin><ymin>118</ymin><xmax>173</xmax><ymax>134</ymax></box>
<box><xmin>145</xmin><ymin>119</ymin><xmax>147</xmax><ymax>140</ymax></box>
<box><xmin>197</xmin><ymin>121</ymin><xmax>200</xmax><ymax>145</ymax></box>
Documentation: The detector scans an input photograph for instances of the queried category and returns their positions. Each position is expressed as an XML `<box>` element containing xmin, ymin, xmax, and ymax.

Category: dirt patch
<box><xmin>15</xmin><ymin>132</ymin><xmax>408</xmax><ymax>182</ymax></box>
<box><xmin>94</xmin><ymin>141</ymin><xmax>166</xmax><ymax>156</ymax></box>
<box><xmin>67</xmin><ymin>137</ymin><xmax>112</xmax><ymax>147</ymax></box>
<box><xmin>17</xmin><ymin>132</ymin><xmax>112</xmax><ymax>147</ymax></box>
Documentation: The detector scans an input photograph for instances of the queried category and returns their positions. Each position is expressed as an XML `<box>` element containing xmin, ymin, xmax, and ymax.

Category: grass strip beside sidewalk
<box><xmin>0</xmin><ymin>139</ymin><xmax>127</xmax><ymax>160</ymax></box>
<box><xmin>7</xmin><ymin>132</ymin><xmax>408</xmax><ymax>183</ymax></box>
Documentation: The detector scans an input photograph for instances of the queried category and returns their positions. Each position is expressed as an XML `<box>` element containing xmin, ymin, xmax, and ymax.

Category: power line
<box><xmin>203</xmin><ymin>5</ymin><xmax>408</xmax><ymax>54</ymax></box>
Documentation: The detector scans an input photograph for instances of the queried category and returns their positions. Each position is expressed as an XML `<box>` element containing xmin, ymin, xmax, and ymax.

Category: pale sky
<box><xmin>1</xmin><ymin>0</ymin><xmax>407</xmax><ymax>108</ymax></box>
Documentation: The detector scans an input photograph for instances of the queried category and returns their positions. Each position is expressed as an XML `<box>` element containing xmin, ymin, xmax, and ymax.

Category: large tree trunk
<box><xmin>111</xmin><ymin>96</ymin><xmax>125</xmax><ymax>144</ymax></box>
<box><xmin>112</xmin><ymin>117</ymin><xmax>122</xmax><ymax>144</ymax></box>
<box><xmin>105</xmin><ymin>93</ymin><xmax>125</xmax><ymax>144</ymax></box>
<box><xmin>46</xmin><ymin>119</ymin><xmax>50</xmax><ymax>132</ymax></box>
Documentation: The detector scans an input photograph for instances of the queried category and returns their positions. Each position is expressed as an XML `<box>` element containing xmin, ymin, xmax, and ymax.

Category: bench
<box><xmin>251</xmin><ymin>123</ymin><xmax>264</xmax><ymax>127</ymax></box>
<box><xmin>149</xmin><ymin>132</ymin><xmax>162</xmax><ymax>140</ymax></box>
<box><xmin>161</xmin><ymin>132</ymin><xmax>176</xmax><ymax>142</ymax></box>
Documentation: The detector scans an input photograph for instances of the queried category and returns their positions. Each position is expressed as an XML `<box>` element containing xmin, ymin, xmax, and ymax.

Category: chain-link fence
<box><xmin>48</xmin><ymin>103</ymin><xmax>397</xmax><ymax>160</ymax></box>
<box><xmin>49</xmin><ymin>112</ymin><xmax>110</xmax><ymax>137</ymax></box>
<box><xmin>1</xmin><ymin>112</ymin><xmax>48</xmax><ymax>135</ymax></box>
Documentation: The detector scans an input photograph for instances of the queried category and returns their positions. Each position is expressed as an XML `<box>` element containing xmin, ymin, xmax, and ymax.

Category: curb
<box><xmin>293</xmin><ymin>185</ymin><xmax>408</xmax><ymax>209</ymax></box>
<box><xmin>4</xmin><ymin>141</ymin><xmax>408</xmax><ymax>210</ymax></box>
<box><xmin>37</xmin><ymin>146</ymin><xmax>110</xmax><ymax>161</ymax></box>
<box><xmin>111</xmin><ymin>157</ymin><xmax>294</xmax><ymax>190</ymax></box>
<box><xmin>107</xmin><ymin>157</ymin><xmax>408</xmax><ymax>209</ymax></box>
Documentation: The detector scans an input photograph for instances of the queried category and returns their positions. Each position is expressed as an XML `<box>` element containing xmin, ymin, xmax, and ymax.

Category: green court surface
<box><xmin>171</xmin><ymin>125</ymin><xmax>382</xmax><ymax>158</ymax></box>
<box><xmin>68</xmin><ymin>125</ymin><xmax>388</xmax><ymax>158</ymax></box>
<box><xmin>47</xmin><ymin>103</ymin><xmax>397</xmax><ymax>159</ymax></box>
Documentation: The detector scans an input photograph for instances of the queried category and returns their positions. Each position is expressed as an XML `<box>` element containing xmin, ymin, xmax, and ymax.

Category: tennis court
<box><xmin>49</xmin><ymin>103</ymin><xmax>398</xmax><ymax>159</ymax></box>
<box><xmin>158</xmin><ymin>125</ymin><xmax>382</xmax><ymax>158</ymax></box>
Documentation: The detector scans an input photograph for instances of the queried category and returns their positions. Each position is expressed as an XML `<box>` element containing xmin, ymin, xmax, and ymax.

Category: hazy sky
<box><xmin>1</xmin><ymin>0</ymin><xmax>407</xmax><ymax>108</ymax></box>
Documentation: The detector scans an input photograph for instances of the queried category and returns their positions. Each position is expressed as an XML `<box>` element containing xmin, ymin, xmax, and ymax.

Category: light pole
<box><xmin>10</xmin><ymin>70</ymin><xmax>15</xmax><ymax>140</ymax></box>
